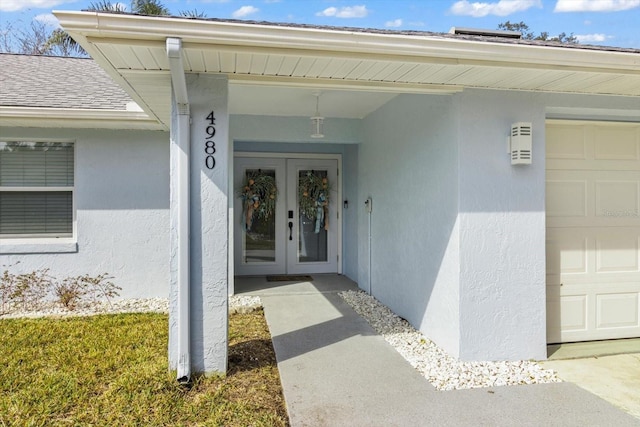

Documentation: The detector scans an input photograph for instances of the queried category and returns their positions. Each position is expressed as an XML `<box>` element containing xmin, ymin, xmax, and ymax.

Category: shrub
<box><xmin>0</xmin><ymin>267</ymin><xmax>121</xmax><ymax>314</ymax></box>
<box><xmin>1</xmin><ymin>268</ymin><xmax>17</xmax><ymax>315</ymax></box>
<box><xmin>53</xmin><ymin>276</ymin><xmax>88</xmax><ymax>311</ymax></box>
<box><xmin>77</xmin><ymin>273</ymin><xmax>121</xmax><ymax>309</ymax></box>
<box><xmin>9</xmin><ymin>269</ymin><xmax>52</xmax><ymax>312</ymax></box>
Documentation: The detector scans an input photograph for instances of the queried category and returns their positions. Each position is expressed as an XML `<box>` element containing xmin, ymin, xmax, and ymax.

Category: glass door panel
<box><xmin>287</xmin><ymin>159</ymin><xmax>338</xmax><ymax>275</ymax></box>
<box><xmin>297</xmin><ymin>169</ymin><xmax>329</xmax><ymax>263</ymax></box>
<box><xmin>234</xmin><ymin>157</ymin><xmax>286</xmax><ymax>275</ymax></box>
<box><xmin>242</xmin><ymin>168</ymin><xmax>277</xmax><ymax>263</ymax></box>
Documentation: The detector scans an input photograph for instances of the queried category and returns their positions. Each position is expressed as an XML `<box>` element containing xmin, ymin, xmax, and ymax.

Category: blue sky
<box><xmin>2</xmin><ymin>0</ymin><xmax>639</xmax><ymax>48</ymax></box>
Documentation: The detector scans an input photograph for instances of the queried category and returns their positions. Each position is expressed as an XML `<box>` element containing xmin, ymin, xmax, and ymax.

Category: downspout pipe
<box><xmin>167</xmin><ymin>37</ymin><xmax>191</xmax><ymax>385</ymax></box>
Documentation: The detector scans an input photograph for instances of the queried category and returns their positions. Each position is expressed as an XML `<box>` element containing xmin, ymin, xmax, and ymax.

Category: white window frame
<box><xmin>0</xmin><ymin>139</ymin><xmax>77</xmax><ymax>254</ymax></box>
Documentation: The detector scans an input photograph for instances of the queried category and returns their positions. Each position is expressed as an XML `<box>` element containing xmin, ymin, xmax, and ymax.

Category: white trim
<box><xmin>227</xmin><ymin>75</ymin><xmax>462</xmax><ymax>94</ymax></box>
<box><xmin>234</xmin><ymin>151</ymin><xmax>343</xmax><ymax>275</ymax></box>
<box><xmin>546</xmin><ymin>108</ymin><xmax>640</xmax><ymax>123</ymax></box>
<box><xmin>0</xmin><ymin>107</ymin><xmax>162</xmax><ymax>130</ymax></box>
<box><xmin>546</xmin><ymin>118</ymin><xmax>640</xmax><ymax>126</ymax></box>
<box><xmin>55</xmin><ymin>11</ymin><xmax>640</xmax><ymax>74</ymax></box>
<box><xmin>0</xmin><ymin>239</ymin><xmax>78</xmax><ymax>254</ymax></box>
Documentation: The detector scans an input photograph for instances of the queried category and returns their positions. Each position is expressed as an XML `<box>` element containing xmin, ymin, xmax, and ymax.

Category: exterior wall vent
<box><xmin>449</xmin><ymin>27</ymin><xmax>522</xmax><ymax>39</ymax></box>
<box><xmin>509</xmin><ymin>122</ymin><xmax>532</xmax><ymax>165</ymax></box>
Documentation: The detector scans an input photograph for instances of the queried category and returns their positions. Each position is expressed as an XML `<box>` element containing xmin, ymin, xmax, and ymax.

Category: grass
<box><xmin>0</xmin><ymin>310</ymin><xmax>289</xmax><ymax>426</ymax></box>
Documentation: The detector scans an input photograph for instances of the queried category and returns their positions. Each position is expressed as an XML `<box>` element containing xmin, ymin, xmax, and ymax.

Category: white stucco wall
<box><xmin>360</xmin><ymin>94</ymin><xmax>461</xmax><ymax>356</ymax></box>
<box><xmin>0</xmin><ymin>127</ymin><xmax>170</xmax><ymax>299</ymax></box>
<box><xmin>455</xmin><ymin>89</ymin><xmax>547</xmax><ymax>361</ymax></box>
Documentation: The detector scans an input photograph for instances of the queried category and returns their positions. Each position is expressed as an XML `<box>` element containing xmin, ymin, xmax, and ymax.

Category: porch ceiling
<box><xmin>55</xmin><ymin>11</ymin><xmax>640</xmax><ymax>129</ymax></box>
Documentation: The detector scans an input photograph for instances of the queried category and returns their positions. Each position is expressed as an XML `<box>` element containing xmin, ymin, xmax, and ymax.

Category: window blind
<box><xmin>0</xmin><ymin>142</ymin><xmax>74</xmax><ymax>187</ymax></box>
<box><xmin>0</xmin><ymin>192</ymin><xmax>72</xmax><ymax>236</ymax></box>
<box><xmin>0</xmin><ymin>142</ymin><xmax>74</xmax><ymax>237</ymax></box>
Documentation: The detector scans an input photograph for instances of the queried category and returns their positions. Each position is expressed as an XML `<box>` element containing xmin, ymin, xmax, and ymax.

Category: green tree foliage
<box><xmin>131</xmin><ymin>0</ymin><xmax>169</xmax><ymax>16</ymax></box>
<box><xmin>498</xmin><ymin>21</ymin><xmax>578</xmax><ymax>43</ymax></box>
<box><xmin>0</xmin><ymin>0</ymin><xmax>207</xmax><ymax>57</ymax></box>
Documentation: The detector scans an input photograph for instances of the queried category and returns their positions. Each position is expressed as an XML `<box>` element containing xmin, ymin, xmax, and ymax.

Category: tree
<box><xmin>0</xmin><ymin>19</ymin><xmax>84</xmax><ymax>56</ymax></box>
<box><xmin>131</xmin><ymin>0</ymin><xmax>169</xmax><ymax>16</ymax></box>
<box><xmin>37</xmin><ymin>0</ymin><xmax>176</xmax><ymax>57</ymax></box>
<box><xmin>498</xmin><ymin>21</ymin><xmax>578</xmax><ymax>44</ymax></box>
<box><xmin>0</xmin><ymin>0</ymin><xmax>209</xmax><ymax>57</ymax></box>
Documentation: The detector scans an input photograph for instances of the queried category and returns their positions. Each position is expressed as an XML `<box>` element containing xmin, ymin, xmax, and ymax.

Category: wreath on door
<box><xmin>239</xmin><ymin>170</ymin><xmax>278</xmax><ymax>231</ymax></box>
<box><xmin>299</xmin><ymin>171</ymin><xmax>331</xmax><ymax>233</ymax></box>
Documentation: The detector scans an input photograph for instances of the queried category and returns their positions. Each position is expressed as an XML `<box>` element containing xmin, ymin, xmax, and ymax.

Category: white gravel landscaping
<box><xmin>1</xmin><ymin>295</ymin><xmax>263</xmax><ymax>319</ymax></box>
<box><xmin>339</xmin><ymin>289</ymin><xmax>561</xmax><ymax>391</ymax></box>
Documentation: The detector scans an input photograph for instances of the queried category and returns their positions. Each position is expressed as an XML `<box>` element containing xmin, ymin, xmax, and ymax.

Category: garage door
<box><xmin>546</xmin><ymin>120</ymin><xmax>640</xmax><ymax>344</ymax></box>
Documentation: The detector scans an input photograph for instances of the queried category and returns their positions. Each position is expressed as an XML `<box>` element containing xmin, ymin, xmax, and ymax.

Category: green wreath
<box><xmin>299</xmin><ymin>171</ymin><xmax>331</xmax><ymax>232</ymax></box>
<box><xmin>239</xmin><ymin>171</ymin><xmax>277</xmax><ymax>231</ymax></box>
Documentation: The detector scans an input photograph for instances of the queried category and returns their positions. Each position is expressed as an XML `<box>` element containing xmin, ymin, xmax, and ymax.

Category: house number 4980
<box><xmin>205</xmin><ymin>111</ymin><xmax>216</xmax><ymax>169</ymax></box>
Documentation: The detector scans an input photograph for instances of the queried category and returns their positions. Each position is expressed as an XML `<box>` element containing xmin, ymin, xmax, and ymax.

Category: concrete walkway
<box><xmin>236</xmin><ymin>275</ymin><xmax>640</xmax><ymax>427</ymax></box>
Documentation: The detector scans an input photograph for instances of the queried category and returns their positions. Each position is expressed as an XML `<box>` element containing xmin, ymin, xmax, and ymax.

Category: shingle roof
<box><xmin>111</xmin><ymin>12</ymin><xmax>640</xmax><ymax>54</ymax></box>
<box><xmin>0</xmin><ymin>53</ymin><xmax>133</xmax><ymax>110</ymax></box>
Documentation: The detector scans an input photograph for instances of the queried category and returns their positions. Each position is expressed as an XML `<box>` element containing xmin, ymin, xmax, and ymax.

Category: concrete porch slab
<box><xmin>236</xmin><ymin>275</ymin><xmax>640</xmax><ymax>426</ymax></box>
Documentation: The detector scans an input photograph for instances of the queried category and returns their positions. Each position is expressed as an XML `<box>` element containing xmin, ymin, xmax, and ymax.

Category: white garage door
<box><xmin>546</xmin><ymin>121</ymin><xmax>640</xmax><ymax>344</ymax></box>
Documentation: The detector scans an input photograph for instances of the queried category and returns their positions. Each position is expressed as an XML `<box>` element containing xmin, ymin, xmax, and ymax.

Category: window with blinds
<box><xmin>0</xmin><ymin>141</ymin><xmax>74</xmax><ymax>238</ymax></box>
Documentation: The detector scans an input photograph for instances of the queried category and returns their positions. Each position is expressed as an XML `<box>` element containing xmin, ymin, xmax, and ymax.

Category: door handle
<box><xmin>288</xmin><ymin>221</ymin><xmax>293</xmax><ymax>241</ymax></box>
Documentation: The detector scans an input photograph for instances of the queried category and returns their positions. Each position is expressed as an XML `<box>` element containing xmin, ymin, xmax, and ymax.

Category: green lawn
<box><xmin>0</xmin><ymin>311</ymin><xmax>288</xmax><ymax>426</ymax></box>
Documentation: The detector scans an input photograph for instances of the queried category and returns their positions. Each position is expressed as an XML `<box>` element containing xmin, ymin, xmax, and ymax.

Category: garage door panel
<box><xmin>596</xmin><ymin>293</ymin><xmax>639</xmax><ymax>329</ymax></box>
<box><xmin>595</xmin><ymin>233</ymin><xmax>640</xmax><ymax>273</ymax></box>
<box><xmin>594</xmin><ymin>127</ymin><xmax>640</xmax><ymax>161</ymax></box>
<box><xmin>547</xmin><ymin>180</ymin><xmax>587</xmax><ymax>218</ymax></box>
<box><xmin>595</xmin><ymin>180</ymin><xmax>639</xmax><ymax>218</ymax></box>
<box><xmin>546</xmin><ymin>125</ymin><xmax>586</xmax><ymax>160</ymax></box>
<box><xmin>546</xmin><ymin>293</ymin><xmax>588</xmax><ymax>343</ymax></box>
<box><xmin>547</xmin><ymin>121</ymin><xmax>640</xmax><ymax>344</ymax></box>
<box><xmin>546</xmin><ymin>232</ymin><xmax>587</xmax><ymax>275</ymax></box>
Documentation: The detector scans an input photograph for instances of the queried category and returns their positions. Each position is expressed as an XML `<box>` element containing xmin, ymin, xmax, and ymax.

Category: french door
<box><xmin>234</xmin><ymin>156</ymin><xmax>339</xmax><ymax>275</ymax></box>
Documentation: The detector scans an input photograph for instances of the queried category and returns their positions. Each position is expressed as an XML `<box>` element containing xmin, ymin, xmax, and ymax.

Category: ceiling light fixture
<box><xmin>310</xmin><ymin>91</ymin><xmax>324</xmax><ymax>139</ymax></box>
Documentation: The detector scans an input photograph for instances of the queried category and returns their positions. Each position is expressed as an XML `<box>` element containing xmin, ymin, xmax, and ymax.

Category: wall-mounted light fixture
<box><xmin>310</xmin><ymin>91</ymin><xmax>324</xmax><ymax>139</ymax></box>
<box><xmin>507</xmin><ymin>122</ymin><xmax>532</xmax><ymax>165</ymax></box>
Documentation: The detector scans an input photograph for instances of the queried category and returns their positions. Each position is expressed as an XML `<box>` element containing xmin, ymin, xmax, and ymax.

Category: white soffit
<box><xmin>229</xmin><ymin>85</ymin><xmax>398</xmax><ymax>118</ymax></box>
<box><xmin>54</xmin><ymin>11</ymin><xmax>640</xmax><ymax>126</ymax></box>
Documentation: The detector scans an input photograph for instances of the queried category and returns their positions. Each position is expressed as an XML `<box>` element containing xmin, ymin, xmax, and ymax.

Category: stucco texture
<box><xmin>0</xmin><ymin>127</ymin><xmax>170</xmax><ymax>299</ymax></box>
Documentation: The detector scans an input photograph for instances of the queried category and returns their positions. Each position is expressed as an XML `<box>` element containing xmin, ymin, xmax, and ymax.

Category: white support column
<box><xmin>187</xmin><ymin>73</ymin><xmax>229</xmax><ymax>374</ymax></box>
<box><xmin>168</xmin><ymin>46</ymin><xmax>229</xmax><ymax>374</ymax></box>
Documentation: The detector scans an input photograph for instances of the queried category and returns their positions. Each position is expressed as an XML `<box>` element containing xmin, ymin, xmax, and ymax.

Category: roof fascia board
<box><xmin>0</xmin><ymin>106</ymin><xmax>164</xmax><ymax>130</ymax></box>
<box><xmin>55</xmin><ymin>11</ymin><xmax>640</xmax><ymax>74</ymax></box>
<box><xmin>60</xmin><ymin>28</ymin><xmax>168</xmax><ymax>128</ymax></box>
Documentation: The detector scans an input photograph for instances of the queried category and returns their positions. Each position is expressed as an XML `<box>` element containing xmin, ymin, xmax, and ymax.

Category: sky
<box><xmin>1</xmin><ymin>0</ymin><xmax>639</xmax><ymax>48</ymax></box>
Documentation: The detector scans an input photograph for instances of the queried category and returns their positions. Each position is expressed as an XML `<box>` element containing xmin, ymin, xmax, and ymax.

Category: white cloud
<box><xmin>575</xmin><ymin>33</ymin><xmax>614</xmax><ymax>42</ymax></box>
<box><xmin>0</xmin><ymin>0</ymin><xmax>76</xmax><ymax>12</ymax></box>
<box><xmin>555</xmin><ymin>0</ymin><xmax>640</xmax><ymax>12</ymax></box>
<box><xmin>316</xmin><ymin>5</ymin><xmax>369</xmax><ymax>18</ymax></box>
<box><xmin>232</xmin><ymin>5</ymin><xmax>259</xmax><ymax>18</ymax></box>
<box><xmin>450</xmin><ymin>0</ymin><xmax>542</xmax><ymax>17</ymax></box>
<box><xmin>385</xmin><ymin>18</ymin><xmax>403</xmax><ymax>27</ymax></box>
<box><xmin>33</xmin><ymin>13</ymin><xmax>60</xmax><ymax>27</ymax></box>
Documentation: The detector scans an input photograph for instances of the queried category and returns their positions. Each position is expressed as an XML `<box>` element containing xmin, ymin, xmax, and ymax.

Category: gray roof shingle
<box><xmin>0</xmin><ymin>53</ymin><xmax>133</xmax><ymax>110</ymax></box>
<box><xmin>111</xmin><ymin>12</ymin><xmax>640</xmax><ymax>54</ymax></box>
